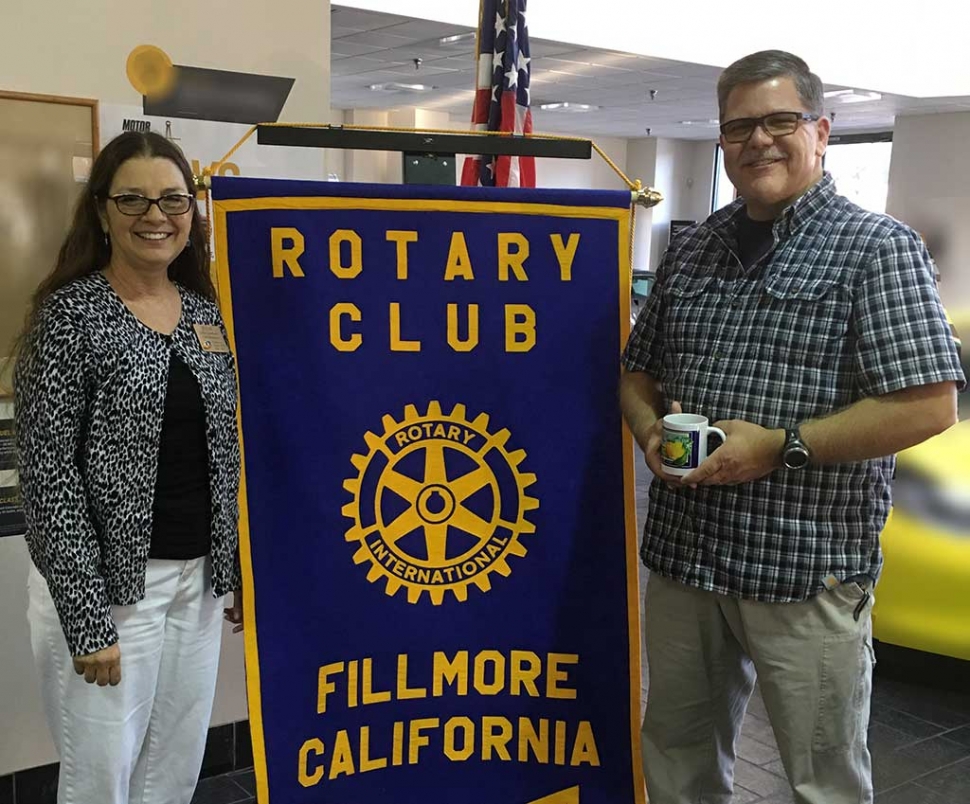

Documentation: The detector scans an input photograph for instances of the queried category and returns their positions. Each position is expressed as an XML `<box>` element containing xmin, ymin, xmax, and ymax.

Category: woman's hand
<box><xmin>224</xmin><ymin>589</ymin><xmax>244</xmax><ymax>634</ymax></box>
<box><xmin>73</xmin><ymin>643</ymin><xmax>122</xmax><ymax>686</ymax></box>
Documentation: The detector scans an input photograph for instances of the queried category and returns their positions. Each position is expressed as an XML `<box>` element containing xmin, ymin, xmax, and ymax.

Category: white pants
<box><xmin>642</xmin><ymin>573</ymin><xmax>875</xmax><ymax>804</ymax></box>
<box><xmin>27</xmin><ymin>557</ymin><xmax>225</xmax><ymax>804</ymax></box>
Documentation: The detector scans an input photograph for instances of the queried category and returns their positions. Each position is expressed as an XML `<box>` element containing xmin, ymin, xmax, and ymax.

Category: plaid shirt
<box><xmin>623</xmin><ymin>173</ymin><xmax>965</xmax><ymax>602</ymax></box>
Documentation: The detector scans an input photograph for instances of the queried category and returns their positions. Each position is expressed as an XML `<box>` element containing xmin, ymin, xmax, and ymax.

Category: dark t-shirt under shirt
<box><xmin>150</xmin><ymin>349</ymin><xmax>212</xmax><ymax>560</ymax></box>
<box><xmin>736</xmin><ymin>212</ymin><xmax>776</xmax><ymax>271</ymax></box>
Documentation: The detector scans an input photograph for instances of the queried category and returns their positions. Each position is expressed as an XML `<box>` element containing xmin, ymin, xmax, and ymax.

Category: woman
<box><xmin>14</xmin><ymin>131</ymin><xmax>243</xmax><ymax>804</ymax></box>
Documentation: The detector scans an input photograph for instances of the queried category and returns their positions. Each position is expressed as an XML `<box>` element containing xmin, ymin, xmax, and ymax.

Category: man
<box><xmin>620</xmin><ymin>50</ymin><xmax>964</xmax><ymax>804</ymax></box>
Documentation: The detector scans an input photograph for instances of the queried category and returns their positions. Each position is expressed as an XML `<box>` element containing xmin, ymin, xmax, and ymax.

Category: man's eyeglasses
<box><xmin>720</xmin><ymin>112</ymin><xmax>820</xmax><ymax>144</ymax></box>
<box><xmin>106</xmin><ymin>194</ymin><xmax>195</xmax><ymax>216</ymax></box>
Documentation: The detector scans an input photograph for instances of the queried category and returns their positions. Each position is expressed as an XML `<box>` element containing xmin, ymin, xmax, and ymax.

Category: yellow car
<box><xmin>873</xmin><ymin>314</ymin><xmax>969</xmax><ymax>660</ymax></box>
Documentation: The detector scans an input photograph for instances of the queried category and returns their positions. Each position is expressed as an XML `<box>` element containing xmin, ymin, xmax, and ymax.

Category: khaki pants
<box><xmin>642</xmin><ymin>573</ymin><xmax>875</xmax><ymax>804</ymax></box>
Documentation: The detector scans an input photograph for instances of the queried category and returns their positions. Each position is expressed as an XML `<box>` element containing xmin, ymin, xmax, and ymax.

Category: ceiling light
<box><xmin>679</xmin><ymin>119</ymin><xmax>719</xmax><ymax>127</ymax></box>
<box><xmin>538</xmin><ymin>102</ymin><xmax>598</xmax><ymax>112</ymax></box>
<box><xmin>439</xmin><ymin>32</ymin><xmax>476</xmax><ymax>46</ymax></box>
<box><xmin>368</xmin><ymin>82</ymin><xmax>436</xmax><ymax>93</ymax></box>
<box><xmin>824</xmin><ymin>89</ymin><xmax>882</xmax><ymax>103</ymax></box>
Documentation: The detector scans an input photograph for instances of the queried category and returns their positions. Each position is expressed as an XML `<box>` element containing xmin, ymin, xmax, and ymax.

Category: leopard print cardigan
<box><xmin>15</xmin><ymin>272</ymin><xmax>241</xmax><ymax>656</ymax></box>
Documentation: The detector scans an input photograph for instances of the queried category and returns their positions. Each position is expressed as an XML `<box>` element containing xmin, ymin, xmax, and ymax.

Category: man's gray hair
<box><xmin>717</xmin><ymin>50</ymin><xmax>824</xmax><ymax>119</ymax></box>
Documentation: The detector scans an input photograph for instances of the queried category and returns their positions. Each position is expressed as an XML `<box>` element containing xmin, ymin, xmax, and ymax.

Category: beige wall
<box><xmin>343</xmin><ymin>108</ymin><xmax>394</xmax><ymax>183</ymax></box>
<box><xmin>338</xmin><ymin>107</ymin><xmax>458</xmax><ymax>184</ymax></box>
<box><xmin>887</xmin><ymin>112</ymin><xmax>970</xmax><ymax>313</ymax></box>
<box><xmin>0</xmin><ymin>0</ymin><xmax>330</xmax><ymax>777</ymax></box>
<box><xmin>626</xmin><ymin>137</ymin><xmax>718</xmax><ymax>273</ymax></box>
<box><xmin>326</xmin><ymin>109</ymin><xmax>349</xmax><ymax>181</ymax></box>
<box><xmin>649</xmin><ymin>139</ymin><xmax>717</xmax><ymax>271</ymax></box>
<box><xmin>626</xmin><ymin>139</ymin><xmax>659</xmax><ymax>272</ymax></box>
<box><xmin>0</xmin><ymin>522</ymin><xmax>53</xmax><ymax>775</ymax></box>
<box><xmin>532</xmin><ymin>135</ymin><xmax>631</xmax><ymax>192</ymax></box>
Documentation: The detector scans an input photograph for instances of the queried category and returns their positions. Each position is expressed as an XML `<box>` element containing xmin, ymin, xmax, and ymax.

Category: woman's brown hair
<box><xmin>23</xmin><ymin>130</ymin><xmax>213</xmax><ymax>326</ymax></box>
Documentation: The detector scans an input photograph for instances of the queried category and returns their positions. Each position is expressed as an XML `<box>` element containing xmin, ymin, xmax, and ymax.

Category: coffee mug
<box><xmin>660</xmin><ymin>414</ymin><xmax>726</xmax><ymax>477</ymax></box>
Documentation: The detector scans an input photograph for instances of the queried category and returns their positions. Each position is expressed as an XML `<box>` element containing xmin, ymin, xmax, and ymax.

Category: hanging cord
<box><xmin>629</xmin><ymin>180</ymin><xmax>641</xmax><ymax>278</ymax></box>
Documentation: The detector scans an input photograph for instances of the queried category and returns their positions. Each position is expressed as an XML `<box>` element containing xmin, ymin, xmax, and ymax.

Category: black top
<box><xmin>736</xmin><ymin>212</ymin><xmax>776</xmax><ymax>271</ymax></box>
<box><xmin>150</xmin><ymin>349</ymin><xmax>212</xmax><ymax>559</ymax></box>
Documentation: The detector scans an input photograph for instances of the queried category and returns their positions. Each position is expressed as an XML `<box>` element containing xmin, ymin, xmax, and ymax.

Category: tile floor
<box><xmin>190</xmin><ymin>675</ymin><xmax>970</xmax><ymax>804</ymax></box>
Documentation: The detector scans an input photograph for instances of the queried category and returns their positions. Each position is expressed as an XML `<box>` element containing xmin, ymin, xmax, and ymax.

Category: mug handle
<box><xmin>706</xmin><ymin>426</ymin><xmax>727</xmax><ymax>447</ymax></box>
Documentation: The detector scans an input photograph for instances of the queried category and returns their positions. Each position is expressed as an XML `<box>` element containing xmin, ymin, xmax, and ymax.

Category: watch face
<box><xmin>785</xmin><ymin>447</ymin><xmax>810</xmax><ymax>469</ymax></box>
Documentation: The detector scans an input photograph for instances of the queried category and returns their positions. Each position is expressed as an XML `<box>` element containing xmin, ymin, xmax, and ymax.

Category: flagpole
<box><xmin>465</xmin><ymin>0</ymin><xmax>488</xmax><ymax>185</ymax></box>
<box><xmin>473</xmin><ymin>0</ymin><xmax>486</xmax><ymax>90</ymax></box>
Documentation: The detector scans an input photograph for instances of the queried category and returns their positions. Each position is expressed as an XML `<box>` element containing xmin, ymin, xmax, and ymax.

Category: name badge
<box><xmin>193</xmin><ymin>324</ymin><xmax>230</xmax><ymax>353</ymax></box>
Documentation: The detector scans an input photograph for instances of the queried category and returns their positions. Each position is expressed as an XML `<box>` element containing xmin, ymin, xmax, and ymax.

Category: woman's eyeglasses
<box><xmin>106</xmin><ymin>194</ymin><xmax>195</xmax><ymax>216</ymax></box>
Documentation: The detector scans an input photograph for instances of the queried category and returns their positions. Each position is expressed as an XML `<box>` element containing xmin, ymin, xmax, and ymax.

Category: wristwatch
<box><xmin>782</xmin><ymin>427</ymin><xmax>812</xmax><ymax>470</ymax></box>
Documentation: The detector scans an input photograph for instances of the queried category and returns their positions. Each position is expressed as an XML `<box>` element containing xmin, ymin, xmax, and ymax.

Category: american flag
<box><xmin>460</xmin><ymin>0</ymin><xmax>535</xmax><ymax>188</ymax></box>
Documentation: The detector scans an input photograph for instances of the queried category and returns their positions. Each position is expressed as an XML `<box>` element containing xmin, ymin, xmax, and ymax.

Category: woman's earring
<box><xmin>103</xmin><ymin>231</ymin><xmax>109</xmax><ymax>247</ymax></box>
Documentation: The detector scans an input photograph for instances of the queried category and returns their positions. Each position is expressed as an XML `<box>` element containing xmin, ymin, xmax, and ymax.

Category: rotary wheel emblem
<box><xmin>343</xmin><ymin>402</ymin><xmax>539</xmax><ymax>604</ymax></box>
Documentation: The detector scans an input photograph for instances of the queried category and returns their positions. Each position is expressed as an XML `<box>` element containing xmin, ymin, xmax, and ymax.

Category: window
<box><xmin>710</xmin><ymin>134</ymin><xmax>894</xmax><ymax>216</ymax></box>
<box><xmin>711</xmin><ymin>145</ymin><xmax>736</xmax><ymax>213</ymax></box>
<box><xmin>823</xmin><ymin>133</ymin><xmax>893</xmax><ymax>214</ymax></box>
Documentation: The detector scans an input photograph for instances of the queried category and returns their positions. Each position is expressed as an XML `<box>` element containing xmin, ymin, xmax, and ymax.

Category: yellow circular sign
<box><xmin>126</xmin><ymin>45</ymin><xmax>176</xmax><ymax>98</ymax></box>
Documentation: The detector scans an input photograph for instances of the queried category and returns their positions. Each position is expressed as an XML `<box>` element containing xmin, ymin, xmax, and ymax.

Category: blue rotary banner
<box><xmin>211</xmin><ymin>177</ymin><xmax>643</xmax><ymax>804</ymax></box>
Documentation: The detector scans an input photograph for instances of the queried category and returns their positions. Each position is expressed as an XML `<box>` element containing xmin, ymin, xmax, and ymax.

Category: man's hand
<box><xmin>224</xmin><ymin>589</ymin><xmax>244</xmax><ymax>634</ymax></box>
<box><xmin>637</xmin><ymin>401</ymin><xmax>687</xmax><ymax>485</ymax></box>
<box><xmin>681</xmin><ymin>420</ymin><xmax>785</xmax><ymax>487</ymax></box>
<box><xmin>73</xmin><ymin>642</ymin><xmax>121</xmax><ymax>686</ymax></box>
